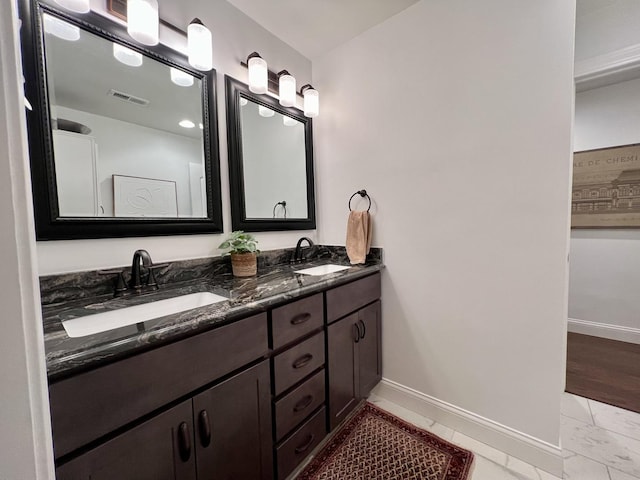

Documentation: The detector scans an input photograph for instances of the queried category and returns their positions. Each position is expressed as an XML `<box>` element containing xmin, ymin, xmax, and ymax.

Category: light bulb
<box><xmin>240</xmin><ymin>97</ymin><xmax>248</xmax><ymax>107</ymax></box>
<box><xmin>43</xmin><ymin>14</ymin><xmax>80</xmax><ymax>41</ymax></box>
<box><xmin>301</xmin><ymin>85</ymin><xmax>319</xmax><ymax>118</ymax></box>
<box><xmin>170</xmin><ymin>67</ymin><xmax>194</xmax><ymax>87</ymax></box>
<box><xmin>179</xmin><ymin>120</ymin><xmax>195</xmax><ymax>128</ymax></box>
<box><xmin>278</xmin><ymin>70</ymin><xmax>296</xmax><ymax>107</ymax></box>
<box><xmin>53</xmin><ymin>0</ymin><xmax>89</xmax><ymax>13</ymax></box>
<box><xmin>247</xmin><ymin>52</ymin><xmax>267</xmax><ymax>94</ymax></box>
<box><xmin>188</xmin><ymin>18</ymin><xmax>213</xmax><ymax>71</ymax></box>
<box><xmin>113</xmin><ymin>43</ymin><xmax>143</xmax><ymax>67</ymax></box>
<box><xmin>127</xmin><ymin>0</ymin><xmax>159</xmax><ymax>46</ymax></box>
<box><xmin>258</xmin><ymin>106</ymin><xmax>274</xmax><ymax>118</ymax></box>
<box><xmin>283</xmin><ymin>116</ymin><xmax>298</xmax><ymax>127</ymax></box>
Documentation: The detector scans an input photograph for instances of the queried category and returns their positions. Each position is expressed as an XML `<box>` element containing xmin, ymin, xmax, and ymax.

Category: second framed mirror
<box><xmin>225</xmin><ymin>75</ymin><xmax>316</xmax><ymax>231</ymax></box>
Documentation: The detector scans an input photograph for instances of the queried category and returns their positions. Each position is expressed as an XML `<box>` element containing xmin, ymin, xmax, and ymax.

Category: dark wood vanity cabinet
<box><xmin>327</xmin><ymin>277</ymin><xmax>382</xmax><ymax>431</ymax></box>
<box><xmin>56</xmin><ymin>361</ymin><xmax>272</xmax><ymax>480</ymax></box>
<box><xmin>51</xmin><ymin>271</ymin><xmax>382</xmax><ymax>480</ymax></box>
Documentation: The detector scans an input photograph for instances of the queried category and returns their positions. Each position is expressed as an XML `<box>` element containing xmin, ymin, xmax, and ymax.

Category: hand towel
<box><xmin>346</xmin><ymin>210</ymin><xmax>372</xmax><ymax>265</ymax></box>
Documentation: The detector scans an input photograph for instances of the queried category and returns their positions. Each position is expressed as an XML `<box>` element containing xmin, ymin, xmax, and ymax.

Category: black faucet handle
<box><xmin>98</xmin><ymin>269</ymin><xmax>128</xmax><ymax>297</ymax></box>
<box><xmin>146</xmin><ymin>263</ymin><xmax>170</xmax><ymax>289</ymax></box>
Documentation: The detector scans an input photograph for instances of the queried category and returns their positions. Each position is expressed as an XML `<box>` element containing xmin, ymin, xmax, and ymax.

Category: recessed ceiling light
<box><xmin>179</xmin><ymin>120</ymin><xmax>196</xmax><ymax>128</ymax></box>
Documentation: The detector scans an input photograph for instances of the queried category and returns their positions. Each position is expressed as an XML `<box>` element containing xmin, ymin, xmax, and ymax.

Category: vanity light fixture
<box><xmin>283</xmin><ymin>116</ymin><xmax>298</xmax><ymax>127</ymax></box>
<box><xmin>170</xmin><ymin>67</ymin><xmax>194</xmax><ymax>87</ymax></box>
<box><xmin>247</xmin><ymin>52</ymin><xmax>268</xmax><ymax>94</ymax></box>
<box><xmin>113</xmin><ymin>43</ymin><xmax>143</xmax><ymax>67</ymax></box>
<box><xmin>258</xmin><ymin>105</ymin><xmax>275</xmax><ymax>118</ymax></box>
<box><xmin>179</xmin><ymin>119</ymin><xmax>196</xmax><ymax>128</ymax></box>
<box><xmin>53</xmin><ymin>0</ymin><xmax>89</xmax><ymax>14</ymax></box>
<box><xmin>43</xmin><ymin>14</ymin><xmax>80</xmax><ymax>41</ymax></box>
<box><xmin>278</xmin><ymin>70</ymin><xmax>296</xmax><ymax>107</ymax></box>
<box><xmin>300</xmin><ymin>84</ymin><xmax>319</xmax><ymax>118</ymax></box>
<box><xmin>187</xmin><ymin>18</ymin><xmax>213</xmax><ymax>71</ymax></box>
<box><xmin>127</xmin><ymin>0</ymin><xmax>159</xmax><ymax>46</ymax></box>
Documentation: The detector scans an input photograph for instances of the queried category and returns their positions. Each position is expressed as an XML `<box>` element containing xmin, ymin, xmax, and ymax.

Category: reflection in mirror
<box><xmin>43</xmin><ymin>13</ymin><xmax>206</xmax><ymax>218</ymax></box>
<box><xmin>225</xmin><ymin>75</ymin><xmax>316</xmax><ymax>232</ymax></box>
<box><xmin>19</xmin><ymin>0</ymin><xmax>223</xmax><ymax>239</ymax></box>
<box><xmin>239</xmin><ymin>98</ymin><xmax>307</xmax><ymax>219</ymax></box>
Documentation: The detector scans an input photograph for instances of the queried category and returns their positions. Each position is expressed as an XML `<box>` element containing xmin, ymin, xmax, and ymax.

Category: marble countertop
<box><xmin>42</xmin><ymin>254</ymin><xmax>383</xmax><ymax>381</ymax></box>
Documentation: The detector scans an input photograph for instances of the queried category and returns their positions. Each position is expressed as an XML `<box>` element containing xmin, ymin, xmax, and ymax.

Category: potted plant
<box><xmin>218</xmin><ymin>231</ymin><xmax>259</xmax><ymax>277</ymax></box>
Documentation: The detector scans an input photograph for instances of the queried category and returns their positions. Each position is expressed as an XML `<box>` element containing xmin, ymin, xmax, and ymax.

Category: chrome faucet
<box><xmin>292</xmin><ymin>237</ymin><xmax>314</xmax><ymax>264</ymax></box>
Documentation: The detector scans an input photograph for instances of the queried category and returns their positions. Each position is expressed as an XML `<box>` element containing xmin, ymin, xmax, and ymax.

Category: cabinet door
<box><xmin>56</xmin><ymin>400</ymin><xmax>196</xmax><ymax>480</ymax></box>
<box><xmin>327</xmin><ymin>312</ymin><xmax>359</xmax><ymax>430</ymax></box>
<box><xmin>193</xmin><ymin>360</ymin><xmax>273</xmax><ymax>480</ymax></box>
<box><xmin>358</xmin><ymin>300</ymin><xmax>382</xmax><ymax>398</ymax></box>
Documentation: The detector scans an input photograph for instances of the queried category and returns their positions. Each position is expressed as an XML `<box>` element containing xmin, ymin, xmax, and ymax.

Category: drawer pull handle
<box><xmin>359</xmin><ymin>319</ymin><xmax>366</xmax><ymax>339</ymax></box>
<box><xmin>177</xmin><ymin>422</ymin><xmax>191</xmax><ymax>462</ymax></box>
<box><xmin>291</xmin><ymin>312</ymin><xmax>312</xmax><ymax>325</ymax></box>
<box><xmin>293</xmin><ymin>395</ymin><xmax>314</xmax><ymax>413</ymax></box>
<box><xmin>198</xmin><ymin>410</ymin><xmax>211</xmax><ymax>448</ymax></box>
<box><xmin>353</xmin><ymin>323</ymin><xmax>360</xmax><ymax>343</ymax></box>
<box><xmin>292</xmin><ymin>354</ymin><xmax>313</xmax><ymax>369</ymax></box>
<box><xmin>294</xmin><ymin>434</ymin><xmax>316</xmax><ymax>454</ymax></box>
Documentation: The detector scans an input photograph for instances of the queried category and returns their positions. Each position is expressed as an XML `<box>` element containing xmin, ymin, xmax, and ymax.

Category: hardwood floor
<box><xmin>566</xmin><ymin>332</ymin><xmax>640</xmax><ymax>413</ymax></box>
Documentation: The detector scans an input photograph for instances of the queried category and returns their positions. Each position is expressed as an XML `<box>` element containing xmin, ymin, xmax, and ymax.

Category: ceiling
<box><xmin>45</xmin><ymin>20</ymin><xmax>203</xmax><ymax>140</ymax></box>
<box><xmin>226</xmin><ymin>0</ymin><xmax>420</xmax><ymax>59</ymax></box>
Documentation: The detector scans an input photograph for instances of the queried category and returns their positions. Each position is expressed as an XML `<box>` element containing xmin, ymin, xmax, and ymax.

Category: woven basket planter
<box><xmin>230</xmin><ymin>252</ymin><xmax>257</xmax><ymax>277</ymax></box>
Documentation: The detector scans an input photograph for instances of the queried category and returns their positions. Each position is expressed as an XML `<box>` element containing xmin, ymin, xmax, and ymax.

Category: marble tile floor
<box><xmin>366</xmin><ymin>392</ymin><xmax>640</xmax><ymax>480</ymax></box>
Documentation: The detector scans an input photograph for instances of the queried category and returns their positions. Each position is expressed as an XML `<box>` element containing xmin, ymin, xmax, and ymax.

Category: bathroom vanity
<box><xmin>42</xmin><ymin>254</ymin><xmax>382</xmax><ymax>480</ymax></box>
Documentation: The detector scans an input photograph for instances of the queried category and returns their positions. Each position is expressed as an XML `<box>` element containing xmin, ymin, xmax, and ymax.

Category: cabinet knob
<box><xmin>177</xmin><ymin>422</ymin><xmax>192</xmax><ymax>462</ymax></box>
<box><xmin>294</xmin><ymin>434</ymin><xmax>315</xmax><ymax>455</ymax></box>
<box><xmin>290</xmin><ymin>312</ymin><xmax>312</xmax><ymax>325</ymax></box>
<box><xmin>293</xmin><ymin>395</ymin><xmax>314</xmax><ymax>413</ymax></box>
<box><xmin>198</xmin><ymin>410</ymin><xmax>211</xmax><ymax>448</ymax></box>
<box><xmin>292</xmin><ymin>353</ymin><xmax>313</xmax><ymax>369</ymax></box>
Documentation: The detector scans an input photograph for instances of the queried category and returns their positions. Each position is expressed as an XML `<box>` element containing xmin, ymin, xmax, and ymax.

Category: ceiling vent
<box><xmin>107</xmin><ymin>89</ymin><xmax>150</xmax><ymax>107</ymax></box>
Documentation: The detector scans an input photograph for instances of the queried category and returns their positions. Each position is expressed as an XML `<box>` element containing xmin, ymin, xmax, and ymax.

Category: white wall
<box><xmin>571</xmin><ymin>77</ymin><xmax>640</xmax><ymax>339</ymax></box>
<box><xmin>56</xmin><ymin>106</ymin><xmax>202</xmax><ymax>217</ymax></box>
<box><xmin>241</xmin><ymin>102</ymin><xmax>308</xmax><ymax>219</ymax></box>
<box><xmin>37</xmin><ymin>0</ymin><xmax>315</xmax><ymax>274</ymax></box>
<box><xmin>576</xmin><ymin>0</ymin><xmax>640</xmax><ymax>61</ymax></box>
<box><xmin>0</xmin><ymin>1</ymin><xmax>55</xmax><ymax>478</ymax></box>
<box><xmin>313</xmin><ymin>0</ymin><xmax>574</xmax><ymax>467</ymax></box>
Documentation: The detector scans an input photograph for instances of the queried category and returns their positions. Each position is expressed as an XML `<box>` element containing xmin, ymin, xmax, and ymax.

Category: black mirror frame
<box><xmin>225</xmin><ymin>75</ymin><xmax>316</xmax><ymax>232</ymax></box>
<box><xmin>19</xmin><ymin>0</ymin><xmax>224</xmax><ymax>240</ymax></box>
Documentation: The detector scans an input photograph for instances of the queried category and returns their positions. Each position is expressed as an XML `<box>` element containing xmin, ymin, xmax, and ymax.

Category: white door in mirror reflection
<box><xmin>240</xmin><ymin>100</ymin><xmax>308</xmax><ymax>219</ymax></box>
<box><xmin>53</xmin><ymin>130</ymin><xmax>99</xmax><ymax>217</ymax></box>
<box><xmin>113</xmin><ymin>175</ymin><xmax>178</xmax><ymax>217</ymax></box>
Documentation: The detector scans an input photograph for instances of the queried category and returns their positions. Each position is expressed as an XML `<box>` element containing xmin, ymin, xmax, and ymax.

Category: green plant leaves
<box><xmin>218</xmin><ymin>230</ymin><xmax>259</xmax><ymax>254</ymax></box>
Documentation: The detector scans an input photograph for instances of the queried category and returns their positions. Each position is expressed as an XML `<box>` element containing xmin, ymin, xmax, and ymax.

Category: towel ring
<box><xmin>348</xmin><ymin>190</ymin><xmax>371</xmax><ymax>212</ymax></box>
<box><xmin>273</xmin><ymin>200</ymin><xmax>287</xmax><ymax>219</ymax></box>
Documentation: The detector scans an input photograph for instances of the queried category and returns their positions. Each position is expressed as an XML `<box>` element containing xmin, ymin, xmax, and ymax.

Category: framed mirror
<box><xmin>225</xmin><ymin>76</ymin><xmax>316</xmax><ymax>231</ymax></box>
<box><xmin>19</xmin><ymin>0</ymin><xmax>223</xmax><ymax>239</ymax></box>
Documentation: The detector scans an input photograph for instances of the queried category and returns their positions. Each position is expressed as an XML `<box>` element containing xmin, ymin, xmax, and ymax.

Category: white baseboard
<box><xmin>372</xmin><ymin>378</ymin><xmax>563</xmax><ymax>477</ymax></box>
<box><xmin>568</xmin><ymin>318</ymin><xmax>640</xmax><ymax>345</ymax></box>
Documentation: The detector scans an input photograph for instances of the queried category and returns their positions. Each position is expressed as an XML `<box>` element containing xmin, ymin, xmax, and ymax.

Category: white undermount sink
<box><xmin>62</xmin><ymin>292</ymin><xmax>227</xmax><ymax>338</ymax></box>
<box><xmin>294</xmin><ymin>264</ymin><xmax>351</xmax><ymax>276</ymax></box>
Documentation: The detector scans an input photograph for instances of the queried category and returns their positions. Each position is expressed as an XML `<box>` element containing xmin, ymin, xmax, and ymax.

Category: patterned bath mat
<box><xmin>297</xmin><ymin>402</ymin><xmax>474</xmax><ymax>480</ymax></box>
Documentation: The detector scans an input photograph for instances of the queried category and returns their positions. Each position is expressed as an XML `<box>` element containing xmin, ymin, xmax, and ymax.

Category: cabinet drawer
<box><xmin>275</xmin><ymin>369</ymin><xmax>325</xmax><ymax>441</ymax></box>
<box><xmin>326</xmin><ymin>273</ymin><xmax>381</xmax><ymax>324</ymax></box>
<box><xmin>272</xmin><ymin>293</ymin><xmax>323</xmax><ymax>350</ymax></box>
<box><xmin>273</xmin><ymin>332</ymin><xmax>324</xmax><ymax>395</ymax></box>
<box><xmin>276</xmin><ymin>407</ymin><xmax>326</xmax><ymax>480</ymax></box>
<box><xmin>49</xmin><ymin>313</ymin><xmax>268</xmax><ymax>458</ymax></box>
